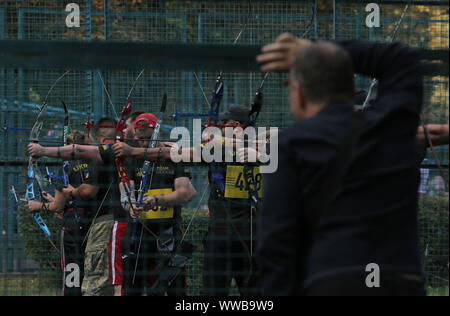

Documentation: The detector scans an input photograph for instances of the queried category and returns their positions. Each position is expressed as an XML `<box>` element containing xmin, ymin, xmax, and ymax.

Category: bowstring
<box><xmin>362</xmin><ymin>2</ymin><xmax>411</xmax><ymax>110</ymax></box>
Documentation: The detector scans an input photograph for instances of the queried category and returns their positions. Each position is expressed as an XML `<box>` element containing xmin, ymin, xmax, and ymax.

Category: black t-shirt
<box><xmin>130</xmin><ymin>157</ymin><xmax>191</xmax><ymax>224</ymax></box>
<box><xmin>55</xmin><ymin>160</ymin><xmax>94</xmax><ymax>214</ymax></box>
<box><xmin>258</xmin><ymin>40</ymin><xmax>424</xmax><ymax>295</ymax></box>
<box><xmin>92</xmin><ymin>144</ymin><xmax>128</xmax><ymax>221</ymax></box>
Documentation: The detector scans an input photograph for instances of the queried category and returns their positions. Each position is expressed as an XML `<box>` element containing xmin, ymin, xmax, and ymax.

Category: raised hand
<box><xmin>256</xmin><ymin>33</ymin><xmax>312</xmax><ymax>72</ymax></box>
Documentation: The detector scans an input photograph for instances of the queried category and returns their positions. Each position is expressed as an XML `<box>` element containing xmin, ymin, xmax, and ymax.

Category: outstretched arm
<box><xmin>417</xmin><ymin>124</ymin><xmax>449</xmax><ymax>148</ymax></box>
<box><xmin>113</xmin><ymin>142</ymin><xmax>174</xmax><ymax>161</ymax></box>
<box><xmin>21</xmin><ymin>190</ymin><xmax>65</xmax><ymax>213</ymax></box>
<box><xmin>113</xmin><ymin>142</ymin><xmax>204</xmax><ymax>165</ymax></box>
<box><xmin>63</xmin><ymin>183</ymin><xmax>99</xmax><ymax>201</ymax></box>
<box><xmin>28</xmin><ymin>143</ymin><xmax>103</xmax><ymax>163</ymax></box>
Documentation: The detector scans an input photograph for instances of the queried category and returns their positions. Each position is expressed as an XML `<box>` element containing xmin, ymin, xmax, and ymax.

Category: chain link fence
<box><xmin>0</xmin><ymin>0</ymin><xmax>448</xmax><ymax>296</ymax></box>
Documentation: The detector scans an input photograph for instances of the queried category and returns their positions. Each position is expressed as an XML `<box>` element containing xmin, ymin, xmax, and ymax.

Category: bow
<box><xmin>113</xmin><ymin>94</ymin><xmax>171</xmax><ymax>270</ymax></box>
<box><xmin>131</xmin><ymin>94</ymin><xmax>175</xmax><ymax>287</ymax></box>
<box><xmin>107</xmin><ymin>70</ymin><xmax>163</xmax><ymax>237</ymax></box>
<box><xmin>25</xmin><ymin>70</ymin><xmax>71</xmax><ymax>253</ymax></box>
<box><xmin>27</xmin><ymin>103</ymin><xmax>52</xmax><ymax>239</ymax></box>
<box><xmin>136</xmin><ymin>93</ymin><xmax>168</xmax><ymax>207</ymax></box>
<box><xmin>242</xmin><ymin>73</ymin><xmax>267</xmax><ymax>205</ymax></box>
<box><xmin>115</xmin><ymin>98</ymin><xmax>135</xmax><ymax>206</ymax></box>
<box><xmin>115</xmin><ymin>69</ymin><xmax>146</xmax><ymax>207</ymax></box>
<box><xmin>61</xmin><ymin>100</ymin><xmax>71</xmax><ymax>187</ymax></box>
<box><xmin>362</xmin><ymin>2</ymin><xmax>411</xmax><ymax>109</ymax></box>
<box><xmin>131</xmin><ymin>93</ymin><xmax>167</xmax><ymax>255</ymax></box>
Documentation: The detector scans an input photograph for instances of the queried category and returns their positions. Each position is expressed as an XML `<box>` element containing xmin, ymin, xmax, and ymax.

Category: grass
<box><xmin>2</xmin><ymin>271</ymin><xmax>448</xmax><ymax>296</ymax></box>
<box><xmin>0</xmin><ymin>273</ymin><xmax>59</xmax><ymax>296</ymax></box>
<box><xmin>428</xmin><ymin>286</ymin><xmax>449</xmax><ymax>296</ymax></box>
<box><xmin>4</xmin><ymin>208</ymin><xmax>447</xmax><ymax>296</ymax></box>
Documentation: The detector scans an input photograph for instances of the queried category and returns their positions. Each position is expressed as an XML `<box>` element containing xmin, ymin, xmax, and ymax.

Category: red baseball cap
<box><xmin>134</xmin><ymin>113</ymin><xmax>157</xmax><ymax>129</ymax></box>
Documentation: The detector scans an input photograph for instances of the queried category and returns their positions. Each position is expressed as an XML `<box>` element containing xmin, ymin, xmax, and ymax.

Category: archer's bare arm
<box><xmin>63</xmin><ymin>183</ymin><xmax>99</xmax><ymax>201</ymax></box>
<box><xmin>417</xmin><ymin>124</ymin><xmax>449</xmax><ymax>148</ymax></box>
<box><xmin>113</xmin><ymin>142</ymin><xmax>200</xmax><ymax>164</ymax></box>
<box><xmin>21</xmin><ymin>190</ymin><xmax>65</xmax><ymax>213</ymax></box>
<box><xmin>144</xmin><ymin>176</ymin><xmax>197</xmax><ymax>207</ymax></box>
<box><xmin>28</xmin><ymin>143</ymin><xmax>103</xmax><ymax>163</ymax></box>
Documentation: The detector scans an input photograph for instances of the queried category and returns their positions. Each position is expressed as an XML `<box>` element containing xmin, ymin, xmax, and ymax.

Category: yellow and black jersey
<box><xmin>208</xmin><ymin>161</ymin><xmax>262</xmax><ymax>220</ymax></box>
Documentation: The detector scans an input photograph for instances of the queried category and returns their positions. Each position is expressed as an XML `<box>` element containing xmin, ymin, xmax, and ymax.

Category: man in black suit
<box><xmin>256</xmin><ymin>34</ymin><xmax>426</xmax><ymax>296</ymax></box>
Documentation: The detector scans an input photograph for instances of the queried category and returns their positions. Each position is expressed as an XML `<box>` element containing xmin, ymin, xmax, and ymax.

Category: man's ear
<box><xmin>289</xmin><ymin>80</ymin><xmax>300</xmax><ymax>118</ymax></box>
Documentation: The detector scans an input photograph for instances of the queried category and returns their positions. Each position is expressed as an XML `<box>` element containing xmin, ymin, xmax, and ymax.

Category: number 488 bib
<box><xmin>224</xmin><ymin>165</ymin><xmax>263</xmax><ymax>199</ymax></box>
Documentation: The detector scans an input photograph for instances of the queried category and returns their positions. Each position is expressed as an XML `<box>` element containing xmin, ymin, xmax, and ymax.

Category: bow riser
<box><xmin>137</xmin><ymin>93</ymin><xmax>167</xmax><ymax>207</ymax></box>
<box><xmin>24</xmin><ymin>70</ymin><xmax>72</xmax><ymax>252</ymax></box>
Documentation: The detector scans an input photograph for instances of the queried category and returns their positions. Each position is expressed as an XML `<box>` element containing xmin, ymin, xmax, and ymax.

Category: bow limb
<box><xmin>362</xmin><ymin>2</ymin><xmax>411</xmax><ymax>109</ymax></box>
<box><xmin>254</xmin><ymin>1</ymin><xmax>315</xmax><ymax>99</ymax></box>
<box><xmin>115</xmin><ymin>98</ymin><xmax>135</xmax><ymax>209</ymax></box>
<box><xmin>61</xmin><ymin>100</ymin><xmax>71</xmax><ymax>187</ymax></box>
<box><xmin>25</xmin><ymin>70</ymin><xmax>71</xmax><ymax>253</ymax></box>
<box><xmin>132</xmin><ymin>94</ymin><xmax>168</xmax><ymax>283</ymax></box>
<box><xmin>27</xmin><ymin>103</ymin><xmax>59</xmax><ymax>253</ymax></box>
<box><xmin>127</xmin><ymin>69</ymin><xmax>146</xmax><ymax>101</ymax></box>
<box><xmin>28</xmin><ymin>103</ymin><xmax>49</xmax><ymax>211</ymax></box>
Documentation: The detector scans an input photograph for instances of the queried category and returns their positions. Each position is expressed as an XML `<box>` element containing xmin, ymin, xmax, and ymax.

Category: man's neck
<box><xmin>303</xmin><ymin>102</ymin><xmax>327</xmax><ymax>119</ymax></box>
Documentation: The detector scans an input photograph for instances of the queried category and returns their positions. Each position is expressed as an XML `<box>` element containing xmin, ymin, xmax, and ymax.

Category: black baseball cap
<box><xmin>219</xmin><ymin>104</ymin><xmax>250</xmax><ymax>123</ymax></box>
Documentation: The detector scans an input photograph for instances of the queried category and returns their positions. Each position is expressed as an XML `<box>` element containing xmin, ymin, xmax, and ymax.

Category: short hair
<box><xmin>68</xmin><ymin>130</ymin><xmax>94</xmax><ymax>145</ymax></box>
<box><xmin>290</xmin><ymin>42</ymin><xmax>355</xmax><ymax>104</ymax></box>
<box><xmin>96</xmin><ymin>117</ymin><xmax>116</xmax><ymax>138</ymax></box>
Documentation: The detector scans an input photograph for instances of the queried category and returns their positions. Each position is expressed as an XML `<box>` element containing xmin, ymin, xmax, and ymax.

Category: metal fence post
<box><xmin>0</xmin><ymin>7</ymin><xmax>5</xmax><ymax>274</ymax></box>
<box><xmin>333</xmin><ymin>0</ymin><xmax>337</xmax><ymax>39</ymax></box>
<box><xmin>104</xmin><ymin>0</ymin><xmax>110</xmax><ymax>117</ymax></box>
<box><xmin>6</xmin><ymin>69</ymin><xmax>15</xmax><ymax>273</ymax></box>
<box><xmin>86</xmin><ymin>0</ymin><xmax>94</xmax><ymax>127</ymax></box>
